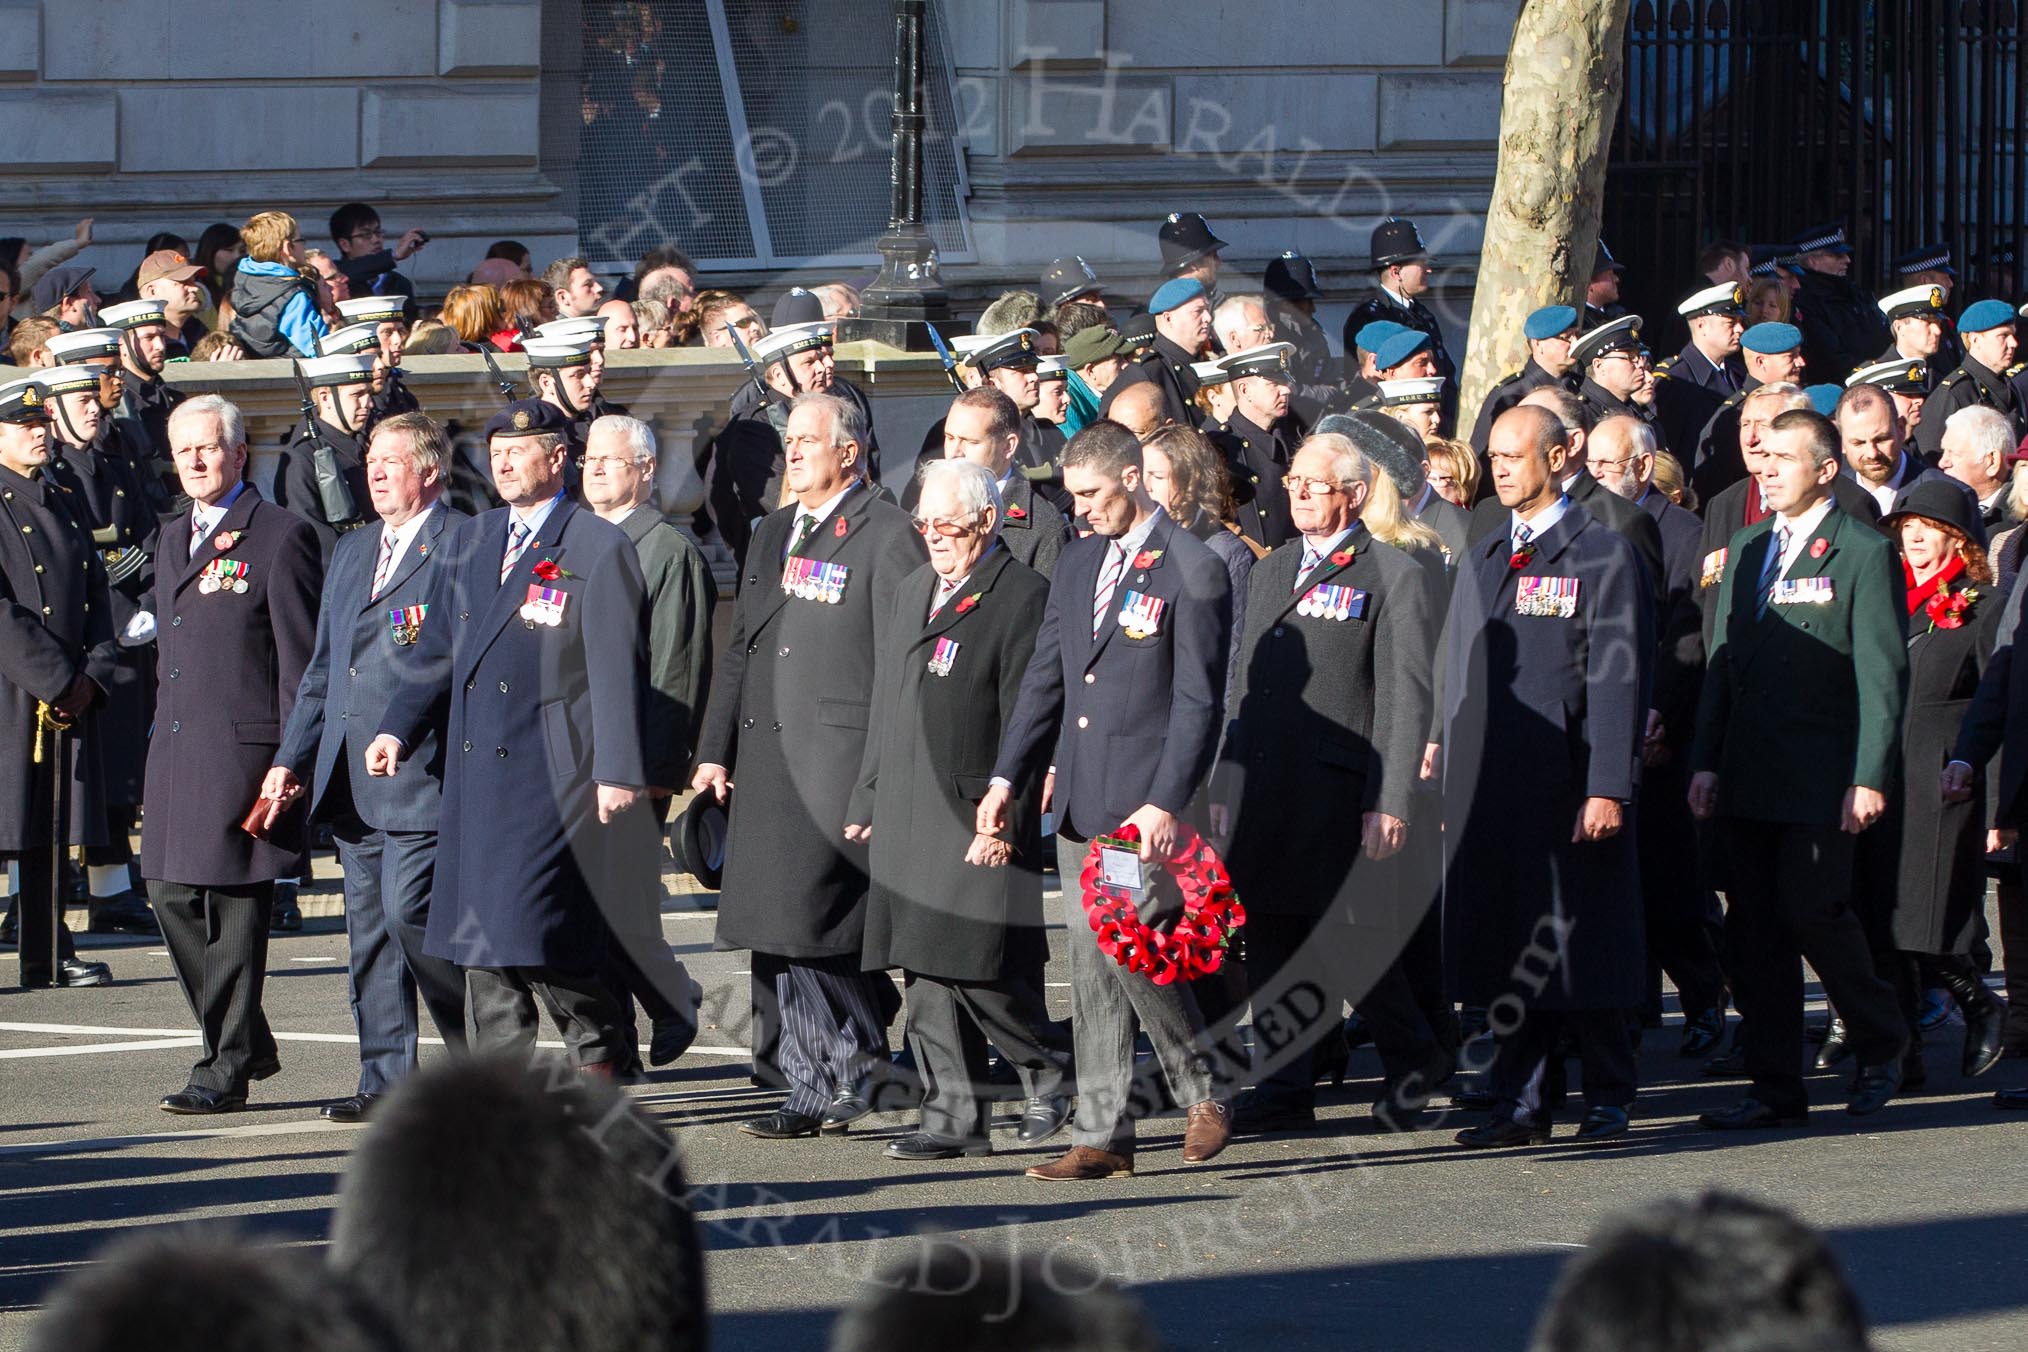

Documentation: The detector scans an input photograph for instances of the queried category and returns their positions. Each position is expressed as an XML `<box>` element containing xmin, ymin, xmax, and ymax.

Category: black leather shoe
<box><xmin>1369</xmin><ymin>1097</ymin><xmax>1434</xmax><ymax>1134</ymax></box>
<box><xmin>1572</xmin><ymin>1105</ymin><xmax>1630</xmax><ymax>1144</ymax></box>
<box><xmin>270</xmin><ymin>882</ymin><xmax>303</xmax><ymax>934</ymax></box>
<box><xmin>319</xmin><ymin>1093</ymin><xmax>380</xmax><ymax>1123</ymax></box>
<box><xmin>1814</xmin><ymin>1014</ymin><xmax>1852</xmax><ymax>1069</ymax></box>
<box><xmin>738</xmin><ymin>1109</ymin><xmax>823</xmax><ymax>1139</ymax></box>
<box><xmin>1938</xmin><ymin>971</ymin><xmax>2007</xmax><ymax>1079</ymax></box>
<box><xmin>1846</xmin><ymin>1060</ymin><xmax>1902</xmax><ymax>1117</ymax></box>
<box><xmin>1448</xmin><ymin>1084</ymin><xmax>1497</xmax><ymax>1110</ymax></box>
<box><xmin>1233</xmin><ymin>1096</ymin><xmax>1317</xmax><ymax>1135</ymax></box>
<box><xmin>1700</xmin><ymin>1046</ymin><xmax>1747</xmax><ymax>1078</ymax></box>
<box><xmin>1993</xmin><ymin>1085</ymin><xmax>2028</xmax><ymax>1109</ymax></box>
<box><xmin>56</xmin><ymin>958</ymin><xmax>113</xmax><ymax>987</ymax></box>
<box><xmin>1454</xmin><ymin>1116</ymin><xmax>1550</xmax><ymax>1148</ymax></box>
<box><xmin>87</xmin><ymin>890</ymin><xmax>157</xmax><ymax>935</ymax></box>
<box><xmin>0</xmin><ymin>900</ymin><xmax>15</xmax><ymax>947</ymax></box>
<box><xmin>819</xmin><ymin>1082</ymin><xmax>874</xmax><ymax>1133</ymax></box>
<box><xmin>885</xmin><ymin>1131</ymin><xmax>992</xmax><ymax>1161</ymax></box>
<box><xmin>161</xmin><ymin>1085</ymin><xmax>247</xmax><ymax>1115</ymax></box>
<box><xmin>1680</xmin><ymin>1007</ymin><xmax>1726</xmax><ymax>1059</ymax></box>
<box><xmin>1698</xmin><ymin>1098</ymin><xmax>1807</xmax><ymax>1131</ymax></box>
<box><xmin>648</xmin><ymin>1017</ymin><xmax>697</xmax><ymax>1068</ymax></box>
<box><xmin>1016</xmin><ymin>1094</ymin><xmax>1072</xmax><ymax>1144</ymax></box>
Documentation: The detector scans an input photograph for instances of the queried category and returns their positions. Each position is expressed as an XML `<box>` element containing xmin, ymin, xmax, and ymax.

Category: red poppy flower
<box><xmin>834</xmin><ymin>517</ymin><xmax>849</xmax><ymax>538</ymax></box>
<box><xmin>1926</xmin><ymin>589</ymin><xmax>1974</xmax><ymax>631</ymax></box>
<box><xmin>1330</xmin><ymin>549</ymin><xmax>1354</xmax><ymax>567</ymax></box>
<box><xmin>531</xmin><ymin>559</ymin><xmax>561</xmax><ymax>582</ymax></box>
<box><xmin>1509</xmin><ymin>543</ymin><xmax>1536</xmax><ymax>572</ymax></box>
<box><xmin>955</xmin><ymin>594</ymin><xmax>979</xmax><ymax>615</ymax></box>
<box><xmin>212</xmin><ymin>531</ymin><xmax>239</xmax><ymax>553</ymax></box>
<box><xmin>1133</xmin><ymin>548</ymin><xmax>1162</xmax><ymax>569</ymax></box>
<box><xmin>1006</xmin><ymin>505</ymin><xmax>1028</xmax><ymax>520</ymax></box>
<box><xmin>1810</xmin><ymin>538</ymin><xmax>1828</xmax><ymax>559</ymax></box>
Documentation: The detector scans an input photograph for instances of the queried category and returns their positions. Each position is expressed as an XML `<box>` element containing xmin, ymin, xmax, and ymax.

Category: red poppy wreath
<box><xmin>1079</xmin><ymin>824</ymin><xmax>1246</xmax><ymax>985</ymax></box>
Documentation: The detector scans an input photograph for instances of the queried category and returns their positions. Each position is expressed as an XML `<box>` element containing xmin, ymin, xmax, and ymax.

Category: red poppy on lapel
<box><xmin>1330</xmin><ymin>548</ymin><xmax>1354</xmax><ymax>567</ymax></box>
<box><xmin>532</xmin><ymin>559</ymin><xmax>562</xmax><ymax>582</ymax></box>
<box><xmin>955</xmin><ymin>593</ymin><xmax>980</xmax><ymax>615</ymax></box>
<box><xmin>1133</xmin><ymin>548</ymin><xmax>1162</xmax><ymax>569</ymax></box>
<box><xmin>1006</xmin><ymin>505</ymin><xmax>1028</xmax><ymax>520</ymax></box>
<box><xmin>1926</xmin><ymin>588</ymin><xmax>1976</xmax><ymax>631</ymax></box>
<box><xmin>1509</xmin><ymin>542</ymin><xmax>1537</xmax><ymax>571</ymax></box>
<box><xmin>212</xmin><ymin>530</ymin><xmax>242</xmax><ymax>553</ymax></box>
<box><xmin>835</xmin><ymin>517</ymin><xmax>849</xmax><ymax>538</ymax></box>
<box><xmin>1809</xmin><ymin>537</ymin><xmax>1828</xmax><ymax>559</ymax></box>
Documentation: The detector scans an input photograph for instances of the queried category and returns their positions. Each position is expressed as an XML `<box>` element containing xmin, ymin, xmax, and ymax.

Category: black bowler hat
<box><xmin>1883</xmin><ymin>478</ymin><xmax>1988</xmax><ymax>551</ymax></box>
<box><xmin>1370</xmin><ymin>217</ymin><xmax>1427</xmax><ymax>270</ymax></box>
<box><xmin>672</xmin><ymin>793</ymin><xmax>728</xmax><ymax>891</ymax></box>
<box><xmin>1158</xmin><ymin>212</ymin><xmax>1226</xmax><ymax>272</ymax></box>
<box><xmin>1264</xmin><ymin>250</ymin><xmax>1323</xmax><ymax>302</ymax></box>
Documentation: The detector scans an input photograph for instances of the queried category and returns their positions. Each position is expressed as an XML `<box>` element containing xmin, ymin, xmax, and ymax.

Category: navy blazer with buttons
<box><xmin>993</xmin><ymin>509</ymin><xmax>1232</xmax><ymax>839</ymax></box>
<box><xmin>276</xmin><ymin>500</ymin><xmax>463</xmax><ymax>833</ymax></box>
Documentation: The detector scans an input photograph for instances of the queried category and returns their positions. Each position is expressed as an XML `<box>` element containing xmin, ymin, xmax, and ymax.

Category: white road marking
<box><xmin>290</xmin><ymin>956</ymin><xmax>343</xmax><ymax>963</ymax></box>
<box><xmin>0</xmin><ymin>1119</ymin><xmax>368</xmax><ymax>1158</ymax></box>
<box><xmin>0</xmin><ymin>1037</ymin><xmax>202</xmax><ymax>1060</ymax></box>
<box><xmin>0</xmin><ymin>1020</ymin><xmax>749</xmax><ymax>1057</ymax></box>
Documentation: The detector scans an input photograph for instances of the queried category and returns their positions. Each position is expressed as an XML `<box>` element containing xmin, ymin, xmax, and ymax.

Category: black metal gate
<box><xmin>1605</xmin><ymin>0</ymin><xmax>2025</xmax><ymax>319</ymax></box>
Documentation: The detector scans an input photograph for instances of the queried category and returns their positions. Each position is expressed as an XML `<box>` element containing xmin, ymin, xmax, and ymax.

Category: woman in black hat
<box><xmin>1844</xmin><ymin>481</ymin><xmax>2009</xmax><ymax>1085</ymax></box>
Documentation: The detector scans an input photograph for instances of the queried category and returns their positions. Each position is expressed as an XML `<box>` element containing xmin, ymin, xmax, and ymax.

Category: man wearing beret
<box><xmin>1468</xmin><ymin>304</ymin><xmax>1581</xmax><ymax>461</ymax></box>
<box><xmin>1691</xmin><ymin>321</ymin><xmax>1808</xmax><ymax>503</ymax></box>
<box><xmin>1917</xmin><ymin>300</ymin><xmax>2022</xmax><ymax>461</ymax></box>
<box><xmin>1099</xmin><ymin>279</ymin><xmax>1209</xmax><ymax>430</ymax></box>
<box><xmin>1342</xmin><ymin>218</ymin><xmax>1457</xmax><ymax>431</ymax></box>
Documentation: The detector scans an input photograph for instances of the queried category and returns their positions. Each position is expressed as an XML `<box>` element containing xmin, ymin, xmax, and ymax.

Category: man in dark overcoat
<box><xmin>143</xmin><ymin>395</ymin><xmax>322</xmax><ymax>1112</ymax></box>
<box><xmin>847</xmin><ymin>459</ymin><xmax>1072</xmax><ymax>1160</ymax></box>
<box><xmin>269</xmin><ymin>412</ymin><xmax>468</xmax><ymax>1122</ymax></box>
<box><xmin>1440</xmin><ymin>405</ymin><xmax>1654</xmax><ymax>1148</ymax></box>
<box><xmin>1213</xmin><ymin>432</ymin><xmax>1442</xmax><ymax>1133</ymax></box>
<box><xmin>0</xmin><ymin>376</ymin><xmax>118</xmax><ymax>988</ymax></box>
<box><xmin>691</xmin><ymin>391</ymin><xmax>925</xmax><ymax>1139</ymax></box>
<box><xmin>369</xmin><ymin>398</ymin><xmax>648</xmax><ymax>1072</ymax></box>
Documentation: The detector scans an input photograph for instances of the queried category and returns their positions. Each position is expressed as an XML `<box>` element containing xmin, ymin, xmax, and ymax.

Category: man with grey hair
<box><xmin>1212</xmin><ymin>294</ymin><xmax>1276</xmax><ymax>358</ymax></box>
<box><xmin>581</xmin><ymin>413</ymin><xmax>714</xmax><ymax>1069</ymax></box>
<box><xmin>267</xmin><ymin>412</ymin><xmax>467</xmax><ymax>1122</ymax></box>
<box><xmin>847</xmin><ymin>455</ymin><xmax>1074</xmax><ymax>1158</ymax></box>
<box><xmin>694</xmin><ymin>390</ymin><xmax>926</xmax><ymax>1138</ymax></box>
<box><xmin>1937</xmin><ymin>403</ymin><xmax>2019</xmax><ymax>530</ymax></box>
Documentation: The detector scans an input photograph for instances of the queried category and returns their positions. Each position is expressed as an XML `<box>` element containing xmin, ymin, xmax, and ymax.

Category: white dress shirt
<box><xmin>1771</xmin><ymin>496</ymin><xmax>1834</xmax><ymax>577</ymax></box>
<box><xmin>371</xmin><ymin>507</ymin><xmax>434</xmax><ymax>596</ymax></box>
<box><xmin>1511</xmin><ymin>492</ymin><xmax>1571</xmax><ymax>545</ymax></box>
<box><xmin>188</xmin><ymin>481</ymin><xmax>248</xmax><ymax>556</ymax></box>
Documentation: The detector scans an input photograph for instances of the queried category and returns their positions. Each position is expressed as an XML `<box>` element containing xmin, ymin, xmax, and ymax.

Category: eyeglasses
<box><xmin>346</xmin><ymin>226</ymin><xmax>385</xmax><ymax>242</ymax></box>
<box><xmin>581</xmin><ymin>454</ymin><xmax>645</xmax><ymax>471</ymax></box>
<box><xmin>1281</xmin><ymin>475</ymin><xmax>1349</xmax><ymax>497</ymax></box>
<box><xmin>912</xmin><ymin>513</ymin><xmax>980</xmax><ymax>537</ymax></box>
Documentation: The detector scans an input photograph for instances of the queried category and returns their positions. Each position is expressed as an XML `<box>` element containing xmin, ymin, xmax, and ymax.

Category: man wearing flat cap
<box><xmin>1342</xmin><ymin>218</ymin><xmax>1456</xmax><ymax>431</ymax></box>
<box><xmin>1691</xmin><ymin>321</ymin><xmax>1809</xmax><ymax>502</ymax></box>
<box><xmin>1468</xmin><ymin>304</ymin><xmax>1581</xmax><ymax>460</ymax></box>
<box><xmin>1212</xmin><ymin>343</ymin><xmax>1304</xmax><ymax>548</ymax></box>
<box><xmin>33</xmin><ymin>266</ymin><xmax>99</xmax><ymax>332</ymax></box>
<box><xmin>274</xmin><ymin>353</ymin><xmax>378</xmax><ymax>559</ymax></box>
<box><xmin>1918</xmin><ymin>300</ymin><xmax>2023</xmax><ymax>461</ymax></box>
<box><xmin>1790</xmin><ymin>223</ymin><xmax>1888</xmax><ymax>379</ymax></box>
<box><xmin>1099</xmin><ymin>279</ymin><xmax>1209</xmax><ymax>429</ymax></box>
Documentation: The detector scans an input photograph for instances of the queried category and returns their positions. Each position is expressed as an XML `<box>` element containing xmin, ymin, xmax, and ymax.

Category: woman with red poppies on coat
<box><xmin>1851</xmin><ymin>480</ymin><xmax>2010</xmax><ymax>1086</ymax></box>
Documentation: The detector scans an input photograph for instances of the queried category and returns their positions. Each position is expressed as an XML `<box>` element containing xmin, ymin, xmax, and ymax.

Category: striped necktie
<box><xmin>1294</xmin><ymin>542</ymin><xmax>1322</xmax><ymax>593</ymax></box>
<box><xmin>1092</xmin><ymin>541</ymin><xmax>1126</xmax><ymax>637</ymax></box>
<box><xmin>371</xmin><ymin>528</ymin><xmax>399</xmax><ymax>597</ymax></box>
<box><xmin>501</xmin><ymin>520</ymin><xmax>531</xmax><ymax>582</ymax></box>
<box><xmin>189</xmin><ymin>512</ymin><xmax>208</xmax><ymax>561</ymax></box>
<box><xmin>1756</xmin><ymin>525</ymin><xmax>1789</xmax><ymax>618</ymax></box>
<box><xmin>1511</xmin><ymin>522</ymin><xmax>1534</xmax><ymax>554</ymax></box>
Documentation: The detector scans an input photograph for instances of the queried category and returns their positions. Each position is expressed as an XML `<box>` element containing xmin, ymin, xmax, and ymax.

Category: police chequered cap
<box><xmin>1571</xmin><ymin>314</ymin><xmax>1645</xmax><ymax>365</ymax></box>
<box><xmin>1370</xmin><ymin>217</ymin><xmax>1426</xmax><ymax>269</ymax></box>
<box><xmin>299</xmin><ymin>353</ymin><xmax>377</xmax><ymax>387</ymax></box>
<box><xmin>1377</xmin><ymin>376</ymin><xmax>1445</xmax><ymax>407</ymax></box>
<box><xmin>1523</xmin><ymin>305</ymin><xmax>1579</xmax><ymax>342</ymax></box>
<box><xmin>1158</xmin><ymin>212</ymin><xmax>1226</xmax><ymax>271</ymax></box>
<box><xmin>483</xmin><ymin>397</ymin><xmax>570</xmax><ymax>440</ymax></box>
<box><xmin>1354</xmin><ymin>319</ymin><xmax>1408</xmax><ymax>354</ymax></box>
<box><xmin>1793</xmin><ymin>222</ymin><xmax>1851</xmax><ymax>255</ymax></box>
<box><xmin>0</xmin><ymin>376</ymin><xmax>49</xmax><ymax>424</ymax></box>
<box><xmin>1845</xmin><ymin>358</ymin><xmax>1930</xmax><ymax>395</ymax></box>
<box><xmin>1677</xmin><ymin>282</ymin><xmax>1746</xmax><ymax>320</ymax></box>
<box><xmin>1216</xmin><ymin>341</ymin><xmax>1296</xmax><ymax>383</ymax></box>
<box><xmin>1040</xmin><ymin>256</ymin><xmax>1103</xmax><ymax>309</ymax></box>
<box><xmin>521</xmin><ymin>337</ymin><xmax>597</xmax><ymax>369</ymax></box>
<box><xmin>1372</xmin><ymin>328</ymin><xmax>1434</xmax><ymax>372</ymax></box>
<box><xmin>43</xmin><ymin>327</ymin><xmax>120</xmax><ymax>363</ymax></box>
<box><xmin>1190</xmin><ymin>360</ymin><xmax>1231</xmax><ymax>387</ymax></box>
<box><xmin>966</xmin><ymin>328</ymin><xmax>1041</xmax><ymax>373</ymax></box>
<box><xmin>98</xmin><ymin>300</ymin><xmax>168</xmax><ymax>332</ymax></box>
<box><xmin>336</xmin><ymin>295</ymin><xmax>408</xmax><ymax>324</ymax></box>
<box><xmin>1892</xmin><ymin>244</ymin><xmax>1955</xmax><ymax>277</ymax></box>
<box><xmin>534</xmin><ymin>317</ymin><xmax>608</xmax><ymax>344</ymax></box>
<box><xmin>36</xmin><ymin>365</ymin><xmax>103</xmax><ymax>397</ymax></box>
<box><xmin>751</xmin><ymin>321</ymin><xmax>833</xmax><ymax>366</ymax></box>
<box><xmin>1741</xmin><ymin>321</ymin><xmax>1803</xmax><ymax>354</ymax></box>
<box><xmin>318</xmin><ymin>322</ymin><xmax>382</xmax><ymax>357</ymax></box>
<box><xmin>1748</xmin><ymin>244</ymin><xmax>1799</xmax><ymax>277</ymax></box>
<box><xmin>1264</xmin><ymin>250</ymin><xmax>1323</xmax><ymax>302</ymax></box>
<box><xmin>1035</xmin><ymin>356</ymin><xmax>1069</xmax><ymax>382</ymax></box>
<box><xmin>1594</xmin><ymin>239</ymin><xmax>1626</xmax><ymax>274</ymax></box>
<box><xmin>1959</xmin><ymin>299</ymin><xmax>2017</xmax><ymax>334</ymax></box>
<box><xmin>1879</xmin><ymin>284</ymin><xmax>1949</xmax><ymax>321</ymax></box>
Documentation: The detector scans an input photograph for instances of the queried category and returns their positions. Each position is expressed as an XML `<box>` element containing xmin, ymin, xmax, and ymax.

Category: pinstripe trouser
<box><xmin>149</xmin><ymin>880</ymin><xmax>279</xmax><ymax>1093</ymax></box>
<box><xmin>754</xmin><ymin>952</ymin><xmax>890</xmax><ymax>1118</ymax></box>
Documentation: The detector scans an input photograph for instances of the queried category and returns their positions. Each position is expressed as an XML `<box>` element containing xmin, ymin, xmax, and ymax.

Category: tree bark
<box><xmin>1459</xmin><ymin>0</ymin><xmax>1630</xmax><ymax>435</ymax></box>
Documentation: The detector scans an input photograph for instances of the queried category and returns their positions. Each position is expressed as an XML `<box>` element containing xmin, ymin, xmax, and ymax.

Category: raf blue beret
<box><xmin>1147</xmin><ymin>277</ymin><xmax>1207</xmax><ymax>315</ymax></box>
<box><xmin>1524</xmin><ymin>304</ymin><xmax>1579</xmax><ymax>342</ymax></box>
<box><xmin>1372</xmin><ymin>327</ymin><xmax>1433</xmax><ymax>372</ymax></box>
<box><xmin>1959</xmin><ymin>298</ymin><xmax>2018</xmax><ymax>334</ymax></box>
<box><xmin>1741</xmin><ymin>321</ymin><xmax>1802</xmax><ymax>355</ymax></box>
<box><xmin>1354</xmin><ymin>319</ymin><xmax>1406</xmax><ymax>354</ymax></box>
<box><xmin>1804</xmin><ymin>383</ymin><xmax>1844</xmax><ymax>416</ymax></box>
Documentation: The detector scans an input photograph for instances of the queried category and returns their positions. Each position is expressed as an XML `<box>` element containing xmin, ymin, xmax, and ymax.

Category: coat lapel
<box><xmin>364</xmin><ymin>502</ymin><xmax>450</xmax><ymax>610</ymax></box>
<box><xmin>919</xmin><ymin>548</ymin><xmax>1012</xmax><ymax>647</ymax></box>
<box><xmin>465</xmin><ymin>498</ymin><xmax>577</xmax><ymax>673</ymax></box>
<box><xmin>172</xmin><ymin>486</ymin><xmax>262</xmax><ymax>596</ymax></box>
<box><xmin>1087</xmin><ymin>512</ymin><xmax>1173</xmax><ymax>668</ymax></box>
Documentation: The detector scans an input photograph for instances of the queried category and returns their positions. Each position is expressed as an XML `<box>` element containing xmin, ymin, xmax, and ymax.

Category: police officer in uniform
<box><xmin>39</xmin><ymin>364</ymin><xmax>159</xmax><ymax>935</ymax></box>
<box><xmin>274</xmin><ymin>352</ymin><xmax>377</xmax><ymax>560</ymax></box>
<box><xmin>1583</xmin><ymin>240</ymin><xmax>1629</xmax><ymax>329</ymax></box>
<box><xmin>1099</xmin><ymin>279</ymin><xmax>1209</xmax><ymax>429</ymax></box>
<box><xmin>1467</xmin><ymin>304</ymin><xmax>1581</xmax><ymax>459</ymax></box>
<box><xmin>1040</xmin><ymin>256</ymin><xmax>1107</xmax><ymax>314</ymax></box>
<box><xmin>336</xmin><ymin>294</ymin><xmax>423</xmax><ymax>426</ymax></box>
<box><xmin>1263</xmin><ymin>251</ymin><xmax>1336</xmax><ymax>391</ymax></box>
<box><xmin>1888</xmin><ymin>243</ymin><xmax>1962</xmax><ymax>374</ymax></box>
<box><xmin>99</xmin><ymin>300</ymin><xmax>185</xmax><ymax>505</ymax></box>
<box><xmin>1789</xmin><ymin>224</ymin><xmax>1888</xmax><ymax>382</ymax></box>
<box><xmin>1690</xmin><ymin>321</ymin><xmax>1808</xmax><ymax>504</ymax></box>
<box><xmin>1343</xmin><ymin>218</ymin><xmax>1457</xmax><ymax>432</ymax></box>
<box><xmin>0</xmin><ymin>376</ymin><xmax>117</xmax><ymax>988</ymax></box>
<box><xmin>1213</xmin><ymin>343</ymin><xmax>1303</xmax><ymax>549</ymax></box>
<box><xmin>1917</xmin><ymin>299</ymin><xmax>2022</xmax><ymax>461</ymax></box>
<box><xmin>1873</xmin><ymin>284</ymin><xmax>1950</xmax><ymax>397</ymax></box>
<box><xmin>1156</xmin><ymin>211</ymin><xmax>1228</xmax><ymax>302</ymax></box>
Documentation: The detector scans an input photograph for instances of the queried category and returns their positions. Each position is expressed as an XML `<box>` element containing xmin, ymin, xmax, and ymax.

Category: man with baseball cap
<box><xmin>1341</xmin><ymin>218</ymin><xmax>1456</xmax><ymax>432</ymax></box>
<box><xmin>31</xmin><ymin>266</ymin><xmax>99</xmax><ymax>332</ymax></box>
<box><xmin>135</xmin><ymin>250</ymin><xmax>210</xmax><ymax>355</ymax></box>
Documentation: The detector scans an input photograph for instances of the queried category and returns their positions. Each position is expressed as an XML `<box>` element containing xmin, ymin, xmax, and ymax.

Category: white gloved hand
<box><xmin>121</xmin><ymin>610</ymin><xmax>157</xmax><ymax>645</ymax></box>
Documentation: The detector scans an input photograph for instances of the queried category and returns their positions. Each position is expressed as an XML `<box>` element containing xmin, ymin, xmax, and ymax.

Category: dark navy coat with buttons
<box><xmin>380</xmin><ymin>497</ymin><xmax>648</xmax><ymax>972</ymax></box>
<box><xmin>695</xmin><ymin>482</ymin><xmax>925</xmax><ymax>959</ymax></box>
<box><xmin>140</xmin><ymin>488</ymin><xmax>323</xmax><ymax>886</ymax></box>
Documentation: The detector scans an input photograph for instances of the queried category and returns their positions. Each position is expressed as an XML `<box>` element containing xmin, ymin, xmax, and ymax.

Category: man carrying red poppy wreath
<box><xmin>981</xmin><ymin>417</ymin><xmax>1235</xmax><ymax>1180</ymax></box>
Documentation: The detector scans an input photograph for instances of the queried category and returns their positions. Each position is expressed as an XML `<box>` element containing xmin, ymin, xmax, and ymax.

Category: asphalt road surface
<box><xmin>3</xmin><ymin>877</ymin><xmax>2025</xmax><ymax>1351</ymax></box>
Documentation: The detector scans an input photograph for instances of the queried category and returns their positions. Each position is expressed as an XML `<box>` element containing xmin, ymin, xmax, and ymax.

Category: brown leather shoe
<box><xmin>1025</xmin><ymin>1145</ymin><xmax>1134</xmax><ymax>1180</ymax></box>
<box><xmin>1181</xmin><ymin>1099</ymin><xmax>1232</xmax><ymax>1163</ymax></box>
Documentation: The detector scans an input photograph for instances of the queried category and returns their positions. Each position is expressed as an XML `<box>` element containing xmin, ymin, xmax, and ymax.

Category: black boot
<box><xmin>1814</xmin><ymin>1013</ymin><xmax>1853</xmax><ymax>1070</ymax></box>
<box><xmin>1936</xmin><ymin>966</ymin><xmax>2007</xmax><ymax>1079</ymax></box>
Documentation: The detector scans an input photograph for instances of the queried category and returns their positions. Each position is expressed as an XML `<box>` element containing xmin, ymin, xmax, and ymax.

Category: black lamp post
<box><xmin>851</xmin><ymin>0</ymin><xmax>951</xmax><ymax>351</ymax></box>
